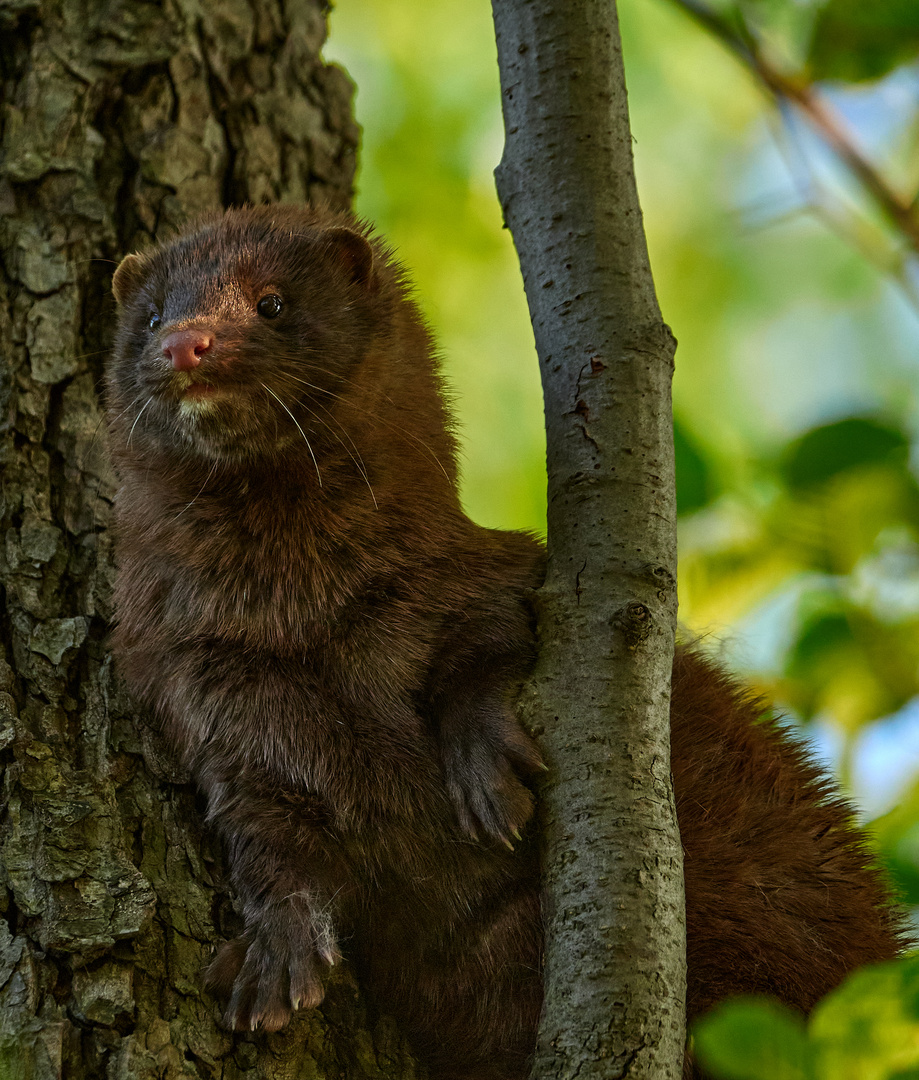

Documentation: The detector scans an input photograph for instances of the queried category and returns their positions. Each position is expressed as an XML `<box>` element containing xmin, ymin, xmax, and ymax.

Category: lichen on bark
<box><xmin>0</xmin><ymin>1</ymin><xmax>422</xmax><ymax>1076</ymax></box>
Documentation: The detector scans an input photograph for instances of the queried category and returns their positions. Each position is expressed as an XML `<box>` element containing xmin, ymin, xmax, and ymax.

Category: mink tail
<box><xmin>673</xmin><ymin>648</ymin><xmax>907</xmax><ymax>1076</ymax></box>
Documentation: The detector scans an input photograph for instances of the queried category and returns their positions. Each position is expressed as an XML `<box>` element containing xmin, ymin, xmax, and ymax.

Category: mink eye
<box><xmin>148</xmin><ymin>312</ymin><xmax>161</xmax><ymax>331</ymax></box>
<box><xmin>257</xmin><ymin>294</ymin><xmax>283</xmax><ymax>319</ymax></box>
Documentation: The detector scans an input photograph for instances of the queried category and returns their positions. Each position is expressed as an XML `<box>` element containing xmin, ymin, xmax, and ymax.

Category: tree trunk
<box><xmin>0</xmin><ymin>2</ymin><xmax>422</xmax><ymax>1076</ymax></box>
<box><xmin>491</xmin><ymin>2</ymin><xmax>685</xmax><ymax>1078</ymax></box>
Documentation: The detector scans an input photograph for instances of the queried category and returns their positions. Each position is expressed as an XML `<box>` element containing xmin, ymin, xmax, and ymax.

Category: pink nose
<box><xmin>162</xmin><ymin>330</ymin><xmax>215</xmax><ymax>371</ymax></box>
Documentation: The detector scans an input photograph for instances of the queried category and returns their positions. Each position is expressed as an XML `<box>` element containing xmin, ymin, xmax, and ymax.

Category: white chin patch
<box><xmin>179</xmin><ymin>396</ymin><xmax>218</xmax><ymax>417</ymax></box>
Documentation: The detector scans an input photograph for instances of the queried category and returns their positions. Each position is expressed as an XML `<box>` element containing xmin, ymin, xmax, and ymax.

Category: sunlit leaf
<box><xmin>780</xmin><ymin>587</ymin><xmax>919</xmax><ymax>727</ymax></box>
<box><xmin>695</xmin><ymin>959</ymin><xmax>919</xmax><ymax>1080</ymax></box>
<box><xmin>735</xmin><ymin>0</ymin><xmax>818</xmax><ymax>72</ymax></box>
<box><xmin>693</xmin><ymin>998</ymin><xmax>810</xmax><ymax>1080</ymax></box>
<box><xmin>809</xmin><ymin>957</ymin><xmax>919</xmax><ymax>1079</ymax></box>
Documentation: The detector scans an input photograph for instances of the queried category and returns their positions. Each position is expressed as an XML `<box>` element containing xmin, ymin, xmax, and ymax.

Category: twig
<box><xmin>669</xmin><ymin>0</ymin><xmax>919</xmax><ymax>253</ymax></box>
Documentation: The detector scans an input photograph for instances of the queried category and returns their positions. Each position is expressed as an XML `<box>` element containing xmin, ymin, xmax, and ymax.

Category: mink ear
<box><xmin>324</xmin><ymin>227</ymin><xmax>377</xmax><ymax>291</ymax></box>
<box><xmin>112</xmin><ymin>253</ymin><xmax>148</xmax><ymax>306</ymax></box>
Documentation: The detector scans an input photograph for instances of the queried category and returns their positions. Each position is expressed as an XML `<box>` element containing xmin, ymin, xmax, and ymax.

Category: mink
<box><xmin>107</xmin><ymin>204</ymin><xmax>903</xmax><ymax>1080</ymax></box>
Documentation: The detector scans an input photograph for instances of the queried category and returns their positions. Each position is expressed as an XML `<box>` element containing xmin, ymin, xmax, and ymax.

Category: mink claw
<box><xmin>223</xmin><ymin>1006</ymin><xmax>243</xmax><ymax>1032</ymax></box>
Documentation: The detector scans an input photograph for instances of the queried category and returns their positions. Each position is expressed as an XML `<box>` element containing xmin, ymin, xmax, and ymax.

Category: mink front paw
<box><xmin>443</xmin><ymin>714</ymin><xmax>544</xmax><ymax>846</ymax></box>
<box><xmin>205</xmin><ymin>894</ymin><xmax>339</xmax><ymax>1033</ymax></box>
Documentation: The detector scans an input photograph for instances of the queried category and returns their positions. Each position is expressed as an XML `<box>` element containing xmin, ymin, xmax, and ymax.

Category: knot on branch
<box><xmin>616</xmin><ymin>601</ymin><xmax>653</xmax><ymax>650</ymax></box>
<box><xmin>650</xmin><ymin>563</ymin><xmax>676</xmax><ymax>604</ymax></box>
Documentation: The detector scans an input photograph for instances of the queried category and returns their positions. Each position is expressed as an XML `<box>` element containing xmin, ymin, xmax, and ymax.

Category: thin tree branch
<box><xmin>670</xmin><ymin>0</ymin><xmax>919</xmax><ymax>253</ymax></box>
<box><xmin>492</xmin><ymin>1</ymin><xmax>684</xmax><ymax>1077</ymax></box>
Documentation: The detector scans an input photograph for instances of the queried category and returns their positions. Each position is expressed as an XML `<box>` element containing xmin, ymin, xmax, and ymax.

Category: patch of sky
<box><xmin>807</xmin><ymin>701</ymin><xmax>919</xmax><ymax>819</ymax></box>
<box><xmin>730</xmin><ymin>304</ymin><xmax>885</xmax><ymax>442</ymax></box>
<box><xmin>822</xmin><ymin>63</ymin><xmax>919</xmax><ymax>162</ymax></box>
<box><xmin>714</xmin><ymin>572</ymin><xmax>826</xmax><ymax>674</ymax></box>
<box><xmin>734</xmin><ymin>64</ymin><xmax>919</xmax><ymax>232</ymax></box>
<box><xmin>851</xmin><ymin>528</ymin><xmax>919</xmax><ymax>621</ymax></box>
<box><xmin>717</xmin><ymin>560</ymin><xmax>919</xmax><ymax>818</ymax></box>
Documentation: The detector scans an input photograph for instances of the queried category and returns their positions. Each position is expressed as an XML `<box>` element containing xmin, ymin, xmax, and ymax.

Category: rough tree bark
<box><xmin>491</xmin><ymin>2</ymin><xmax>685</xmax><ymax>1078</ymax></box>
<box><xmin>0</xmin><ymin>2</ymin><xmax>423</xmax><ymax>1077</ymax></box>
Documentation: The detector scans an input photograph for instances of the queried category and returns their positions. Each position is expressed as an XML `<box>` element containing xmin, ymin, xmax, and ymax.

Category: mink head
<box><xmin>108</xmin><ymin>206</ymin><xmax>392</xmax><ymax>464</ymax></box>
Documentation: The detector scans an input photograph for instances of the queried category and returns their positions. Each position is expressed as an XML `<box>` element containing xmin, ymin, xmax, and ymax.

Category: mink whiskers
<box><xmin>172</xmin><ymin>456</ymin><xmax>223</xmax><ymax>521</ymax></box>
<box><xmin>277</xmin><ymin>370</ymin><xmax>450</xmax><ymax>480</ymax></box>
<box><xmin>272</xmin><ymin>372</ymin><xmax>377</xmax><ymax>509</ymax></box>
<box><xmin>260</xmin><ymin>382</ymin><xmax>322</xmax><ymax>487</ymax></box>
<box><xmin>128</xmin><ymin>395</ymin><xmax>154</xmax><ymax>448</ymax></box>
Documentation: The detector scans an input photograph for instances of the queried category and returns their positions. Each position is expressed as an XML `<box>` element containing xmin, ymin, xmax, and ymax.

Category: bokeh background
<box><xmin>324</xmin><ymin>0</ymin><xmax>919</xmax><ymax>929</ymax></box>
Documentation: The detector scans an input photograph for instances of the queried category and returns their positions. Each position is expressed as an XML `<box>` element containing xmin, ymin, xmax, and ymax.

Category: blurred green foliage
<box><xmin>324</xmin><ymin>0</ymin><xmax>546</xmax><ymax>534</ymax></box>
<box><xmin>325</xmin><ymin>0</ymin><xmax>919</xmax><ymax>928</ymax></box>
<box><xmin>693</xmin><ymin>954</ymin><xmax>919</xmax><ymax>1079</ymax></box>
<box><xmin>809</xmin><ymin>0</ymin><xmax>919</xmax><ymax>81</ymax></box>
<box><xmin>873</xmin><ymin>784</ymin><xmax>919</xmax><ymax>904</ymax></box>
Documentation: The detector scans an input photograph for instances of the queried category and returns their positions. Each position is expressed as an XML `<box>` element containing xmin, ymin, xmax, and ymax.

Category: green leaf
<box><xmin>781</xmin><ymin>418</ymin><xmax>908</xmax><ymax>493</ymax></box>
<box><xmin>789</xmin><ymin>609</ymin><xmax>854</xmax><ymax>670</ymax></box>
<box><xmin>675</xmin><ymin>417</ymin><xmax>717</xmax><ymax>516</ymax></box>
<box><xmin>693</xmin><ymin>998</ymin><xmax>811</xmax><ymax>1080</ymax></box>
<box><xmin>808</xmin><ymin>0</ymin><xmax>919</xmax><ymax>82</ymax></box>
<box><xmin>869</xmin><ymin>790</ymin><xmax>919</xmax><ymax>905</ymax></box>
<box><xmin>782</xmin><ymin>588</ymin><xmax>919</xmax><ymax>727</ymax></box>
<box><xmin>809</xmin><ymin>957</ymin><xmax>919</xmax><ymax>1079</ymax></box>
<box><xmin>694</xmin><ymin>960</ymin><xmax>919</xmax><ymax>1080</ymax></box>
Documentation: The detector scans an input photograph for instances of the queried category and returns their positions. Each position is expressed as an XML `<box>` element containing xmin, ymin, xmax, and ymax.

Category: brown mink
<box><xmin>107</xmin><ymin>204</ymin><xmax>903</xmax><ymax>1080</ymax></box>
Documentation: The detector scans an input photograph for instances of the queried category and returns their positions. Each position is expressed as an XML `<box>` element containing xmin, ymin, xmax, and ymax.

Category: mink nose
<box><xmin>162</xmin><ymin>329</ymin><xmax>215</xmax><ymax>372</ymax></box>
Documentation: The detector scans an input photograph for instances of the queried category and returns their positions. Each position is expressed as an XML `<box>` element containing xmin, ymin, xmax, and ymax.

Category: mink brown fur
<box><xmin>107</xmin><ymin>204</ymin><xmax>904</xmax><ymax>1080</ymax></box>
